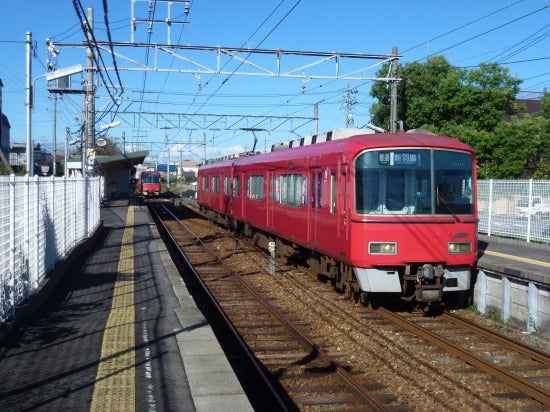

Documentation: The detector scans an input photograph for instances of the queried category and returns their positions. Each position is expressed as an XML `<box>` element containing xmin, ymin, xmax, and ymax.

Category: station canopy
<box><xmin>94</xmin><ymin>150</ymin><xmax>148</xmax><ymax>173</ymax></box>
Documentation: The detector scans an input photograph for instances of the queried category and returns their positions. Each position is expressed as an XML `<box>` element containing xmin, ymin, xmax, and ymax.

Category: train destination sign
<box><xmin>378</xmin><ymin>151</ymin><xmax>419</xmax><ymax>166</ymax></box>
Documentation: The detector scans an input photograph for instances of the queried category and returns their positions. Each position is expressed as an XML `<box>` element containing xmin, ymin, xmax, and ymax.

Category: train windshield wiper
<box><xmin>436</xmin><ymin>187</ymin><xmax>461</xmax><ymax>223</ymax></box>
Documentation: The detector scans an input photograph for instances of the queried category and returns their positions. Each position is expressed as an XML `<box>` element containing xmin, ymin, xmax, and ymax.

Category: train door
<box><xmin>308</xmin><ymin>168</ymin><xmax>322</xmax><ymax>245</ymax></box>
<box><xmin>339</xmin><ymin>164</ymin><xmax>349</xmax><ymax>252</ymax></box>
<box><xmin>267</xmin><ymin>170</ymin><xmax>276</xmax><ymax>230</ymax></box>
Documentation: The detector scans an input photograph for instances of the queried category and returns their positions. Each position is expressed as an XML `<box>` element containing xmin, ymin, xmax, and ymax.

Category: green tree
<box><xmin>96</xmin><ymin>135</ymin><xmax>124</xmax><ymax>156</ymax></box>
<box><xmin>368</xmin><ymin>57</ymin><xmax>550</xmax><ymax>178</ymax></box>
<box><xmin>532</xmin><ymin>90</ymin><xmax>550</xmax><ymax>178</ymax></box>
<box><xmin>370</xmin><ymin>57</ymin><xmax>521</xmax><ymax>133</ymax></box>
<box><xmin>540</xmin><ymin>89</ymin><xmax>550</xmax><ymax>119</ymax></box>
<box><xmin>73</xmin><ymin>135</ymin><xmax>123</xmax><ymax>157</ymax></box>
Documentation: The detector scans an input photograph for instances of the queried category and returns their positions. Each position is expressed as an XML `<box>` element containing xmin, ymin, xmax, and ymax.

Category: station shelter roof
<box><xmin>94</xmin><ymin>150</ymin><xmax>148</xmax><ymax>172</ymax></box>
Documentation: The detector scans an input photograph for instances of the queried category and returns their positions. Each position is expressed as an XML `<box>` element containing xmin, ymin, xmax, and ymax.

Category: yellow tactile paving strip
<box><xmin>90</xmin><ymin>206</ymin><xmax>136</xmax><ymax>411</ymax></box>
<box><xmin>484</xmin><ymin>250</ymin><xmax>550</xmax><ymax>268</ymax></box>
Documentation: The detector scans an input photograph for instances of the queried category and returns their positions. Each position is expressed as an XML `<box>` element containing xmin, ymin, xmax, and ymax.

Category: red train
<box><xmin>138</xmin><ymin>171</ymin><xmax>162</xmax><ymax>197</ymax></box>
<box><xmin>197</xmin><ymin>129</ymin><xmax>477</xmax><ymax>303</ymax></box>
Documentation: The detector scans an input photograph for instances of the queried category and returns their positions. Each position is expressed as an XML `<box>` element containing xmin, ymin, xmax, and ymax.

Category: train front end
<box><xmin>351</xmin><ymin>142</ymin><xmax>477</xmax><ymax>302</ymax></box>
<box><xmin>141</xmin><ymin>172</ymin><xmax>161</xmax><ymax>197</ymax></box>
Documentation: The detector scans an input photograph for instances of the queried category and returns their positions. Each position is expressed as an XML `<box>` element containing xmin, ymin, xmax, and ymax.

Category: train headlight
<box><xmin>369</xmin><ymin>242</ymin><xmax>397</xmax><ymax>255</ymax></box>
<box><xmin>448</xmin><ymin>242</ymin><xmax>471</xmax><ymax>254</ymax></box>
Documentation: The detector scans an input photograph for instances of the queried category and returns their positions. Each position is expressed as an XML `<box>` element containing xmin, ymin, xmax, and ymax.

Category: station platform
<box><xmin>478</xmin><ymin>233</ymin><xmax>550</xmax><ymax>284</ymax></box>
<box><xmin>0</xmin><ymin>199</ymin><xmax>253</xmax><ymax>412</ymax></box>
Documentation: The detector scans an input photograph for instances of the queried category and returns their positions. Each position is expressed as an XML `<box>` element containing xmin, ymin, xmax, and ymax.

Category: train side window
<box><xmin>280</xmin><ymin>173</ymin><xmax>304</xmax><ymax>206</ymax></box>
<box><xmin>223</xmin><ymin>176</ymin><xmax>231</xmax><ymax>195</ymax></box>
<box><xmin>274</xmin><ymin>176</ymin><xmax>280</xmax><ymax>202</ymax></box>
<box><xmin>330</xmin><ymin>172</ymin><xmax>336</xmax><ymax>214</ymax></box>
<box><xmin>201</xmin><ymin>176</ymin><xmax>208</xmax><ymax>192</ymax></box>
<box><xmin>248</xmin><ymin>175</ymin><xmax>264</xmax><ymax>200</ymax></box>
<box><xmin>211</xmin><ymin>176</ymin><xmax>219</xmax><ymax>193</ymax></box>
<box><xmin>233</xmin><ymin>176</ymin><xmax>240</xmax><ymax>197</ymax></box>
<box><xmin>311</xmin><ymin>171</ymin><xmax>322</xmax><ymax>209</ymax></box>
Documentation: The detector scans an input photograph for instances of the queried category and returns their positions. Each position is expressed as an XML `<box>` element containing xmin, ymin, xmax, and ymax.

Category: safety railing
<box><xmin>0</xmin><ymin>175</ymin><xmax>101</xmax><ymax>323</ymax></box>
<box><xmin>478</xmin><ymin>179</ymin><xmax>550</xmax><ymax>243</ymax></box>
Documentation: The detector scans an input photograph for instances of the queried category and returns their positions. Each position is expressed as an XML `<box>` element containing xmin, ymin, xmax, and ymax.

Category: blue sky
<box><xmin>1</xmin><ymin>0</ymin><xmax>549</xmax><ymax>163</ymax></box>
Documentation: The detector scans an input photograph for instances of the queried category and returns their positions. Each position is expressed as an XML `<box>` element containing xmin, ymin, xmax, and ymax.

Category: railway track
<box><xmin>151</xmin><ymin>200</ymin><xmax>550</xmax><ymax>411</ymax></box>
<box><xmin>149</xmin><ymin>201</ymin><xmax>403</xmax><ymax>411</ymax></box>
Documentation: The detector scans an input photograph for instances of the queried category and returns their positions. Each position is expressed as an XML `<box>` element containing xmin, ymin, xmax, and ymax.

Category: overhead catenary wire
<box><xmin>72</xmin><ymin>0</ymin><xmax>121</xmax><ymax>106</ymax></box>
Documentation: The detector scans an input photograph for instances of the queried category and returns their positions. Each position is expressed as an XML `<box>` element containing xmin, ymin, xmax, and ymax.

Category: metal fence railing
<box><xmin>0</xmin><ymin>175</ymin><xmax>101</xmax><ymax>323</ymax></box>
<box><xmin>478</xmin><ymin>179</ymin><xmax>550</xmax><ymax>243</ymax></box>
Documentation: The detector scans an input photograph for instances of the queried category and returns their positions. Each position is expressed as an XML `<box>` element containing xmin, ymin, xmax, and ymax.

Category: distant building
<box><xmin>504</xmin><ymin>91</ymin><xmax>543</xmax><ymax>121</ymax></box>
<box><xmin>10</xmin><ymin>142</ymin><xmax>52</xmax><ymax>175</ymax></box>
<box><xmin>179</xmin><ymin>160</ymin><xmax>200</xmax><ymax>179</ymax></box>
<box><xmin>0</xmin><ymin>78</ymin><xmax>12</xmax><ymax>163</ymax></box>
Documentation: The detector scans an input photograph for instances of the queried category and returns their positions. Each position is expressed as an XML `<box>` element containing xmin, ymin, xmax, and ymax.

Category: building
<box><xmin>94</xmin><ymin>151</ymin><xmax>149</xmax><ymax>199</ymax></box>
<box><xmin>178</xmin><ymin>160</ymin><xmax>200</xmax><ymax>179</ymax></box>
<box><xmin>9</xmin><ymin>142</ymin><xmax>52</xmax><ymax>175</ymax></box>
<box><xmin>0</xmin><ymin>78</ymin><xmax>13</xmax><ymax>171</ymax></box>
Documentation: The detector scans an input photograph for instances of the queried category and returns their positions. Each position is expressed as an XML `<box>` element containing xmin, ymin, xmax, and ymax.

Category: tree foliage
<box><xmin>369</xmin><ymin>57</ymin><xmax>549</xmax><ymax>178</ymax></box>
<box><xmin>72</xmin><ymin>135</ymin><xmax>123</xmax><ymax>157</ymax></box>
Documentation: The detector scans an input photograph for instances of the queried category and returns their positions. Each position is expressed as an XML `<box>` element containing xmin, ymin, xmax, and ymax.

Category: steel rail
<box><xmin>442</xmin><ymin>312</ymin><xmax>550</xmax><ymax>364</ymax></box>
<box><xmin>147</xmin><ymin>202</ymin><xmax>291</xmax><ymax>411</ymax></box>
<box><xmin>379</xmin><ymin>308</ymin><xmax>550</xmax><ymax>406</ymax></box>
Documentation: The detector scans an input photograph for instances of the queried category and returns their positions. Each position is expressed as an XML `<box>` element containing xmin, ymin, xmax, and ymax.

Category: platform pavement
<box><xmin>149</xmin><ymin>203</ymin><xmax>255</xmax><ymax>411</ymax></box>
<box><xmin>0</xmin><ymin>199</ymin><xmax>254</xmax><ymax>412</ymax></box>
<box><xmin>478</xmin><ymin>234</ymin><xmax>550</xmax><ymax>285</ymax></box>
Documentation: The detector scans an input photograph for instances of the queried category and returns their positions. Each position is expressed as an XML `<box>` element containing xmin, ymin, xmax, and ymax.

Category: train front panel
<box><xmin>140</xmin><ymin>171</ymin><xmax>161</xmax><ymax>197</ymax></box>
<box><xmin>349</xmin><ymin>146</ymin><xmax>477</xmax><ymax>302</ymax></box>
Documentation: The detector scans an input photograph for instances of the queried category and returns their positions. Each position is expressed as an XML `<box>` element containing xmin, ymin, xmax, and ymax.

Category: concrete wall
<box><xmin>474</xmin><ymin>270</ymin><xmax>550</xmax><ymax>337</ymax></box>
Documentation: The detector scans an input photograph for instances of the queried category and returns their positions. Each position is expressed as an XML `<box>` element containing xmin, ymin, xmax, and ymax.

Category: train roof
<box><xmin>199</xmin><ymin>131</ymin><xmax>474</xmax><ymax>170</ymax></box>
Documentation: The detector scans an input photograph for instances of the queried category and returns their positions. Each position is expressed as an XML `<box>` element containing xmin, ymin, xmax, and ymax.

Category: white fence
<box><xmin>0</xmin><ymin>176</ymin><xmax>101</xmax><ymax>323</ymax></box>
<box><xmin>478</xmin><ymin>179</ymin><xmax>550</xmax><ymax>243</ymax></box>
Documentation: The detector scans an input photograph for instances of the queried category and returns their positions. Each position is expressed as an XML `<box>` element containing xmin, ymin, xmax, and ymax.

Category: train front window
<box><xmin>143</xmin><ymin>174</ymin><xmax>160</xmax><ymax>184</ymax></box>
<box><xmin>355</xmin><ymin>149</ymin><xmax>474</xmax><ymax>216</ymax></box>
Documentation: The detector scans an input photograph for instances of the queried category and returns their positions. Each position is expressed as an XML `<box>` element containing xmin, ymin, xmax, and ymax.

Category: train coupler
<box><xmin>415</xmin><ymin>264</ymin><xmax>444</xmax><ymax>302</ymax></box>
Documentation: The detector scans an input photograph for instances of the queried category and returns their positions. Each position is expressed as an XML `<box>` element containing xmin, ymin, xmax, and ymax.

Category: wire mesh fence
<box><xmin>0</xmin><ymin>176</ymin><xmax>100</xmax><ymax>323</ymax></box>
<box><xmin>478</xmin><ymin>179</ymin><xmax>550</xmax><ymax>243</ymax></box>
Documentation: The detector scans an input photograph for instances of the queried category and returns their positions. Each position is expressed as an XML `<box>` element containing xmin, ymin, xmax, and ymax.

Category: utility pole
<box><xmin>389</xmin><ymin>46</ymin><xmax>398</xmax><ymax>133</ymax></box>
<box><xmin>83</xmin><ymin>7</ymin><xmax>95</xmax><ymax>175</ymax></box>
<box><xmin>342</xmin><ymin>85</ymin><xmax>357</xmax><ymax>127</ymax></box>
<box><xmin>202</xmin><ymin>132</ymin><xmax>206</xmax><ymax>163</ymax></box>
<box><xmin>25</xmin><ymin>32</ymin><xmax>33</xmax><ymax>175</ymax></box>
<box><xmin>313</xmin><ymin>103</ymin><xmax>318</xmax><ymax>134</ymax></box>
<box><xmin>52</xmin><ymin>94</ymin><xmax>57</xmax><ymax>176</ymax></box>
<box><xmin>64</xmin><ymin>127</ymin><xmax>70</xmax><ymax>176</ymax></box>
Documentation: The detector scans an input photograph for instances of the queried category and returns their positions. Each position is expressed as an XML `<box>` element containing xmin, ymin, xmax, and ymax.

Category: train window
<box><xmin>355</xmin><ymin>170</ymin><xmax>380</xmax><ymax>213</ymax></box>
<box><xmin>434</xmin><ymin>151</ymin><xmax>474</xmax><ymax>215</ymax></box>
<box><xmin>233</xmin><ymin>176</ymin><xmax>240</xmax><ymax>197</ymax></box>
<box><xmin>386</xmin><ymin>171</ymin><xmax>405</xmax><ymax>211</ymax></box>
<box><xmin>330</xmin><ymin>173</ymin><xmax>336</xmax><ymax>214</ymax></box>
<box><xmin>201</xmin><ymin>176</ymin><xmax>208</xmax><ymax>191</ymax></box>
<box><xmin>273</xmin><ymin>176</ymin><xmax>280</xmax><ymax>202</ymax></box>
<box><xmin>280</xmin><ymin>173</ymin><xmax>306</xmax><ymax>206</ymax></box>
<box><xmin>248</xmin><ymin>175</ymin><xmax>264</xmax><ymax>200</ymax></box>
<box><xmin>311</xmin><ymin>171</ymin><xmax>322</xmax><ymax>209</ymax></box>
<box><xmin>142</xmin><ymin>173</ymin><xmax>160</xmax><ymax>183</ymax></box>
<box><xmin>211</xmin><ymin>176</ymin><xmax>219</xmax><ymax>193</ymax></box>
<box><xmin>355</xmin><ymin>149</ymin><xmax>474</xmax><ymax>216</ymax></box>
<box><xmin>223</xmin><ymin>176</ymin><xmax>231</xmax><ymax>195</ymax></box>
